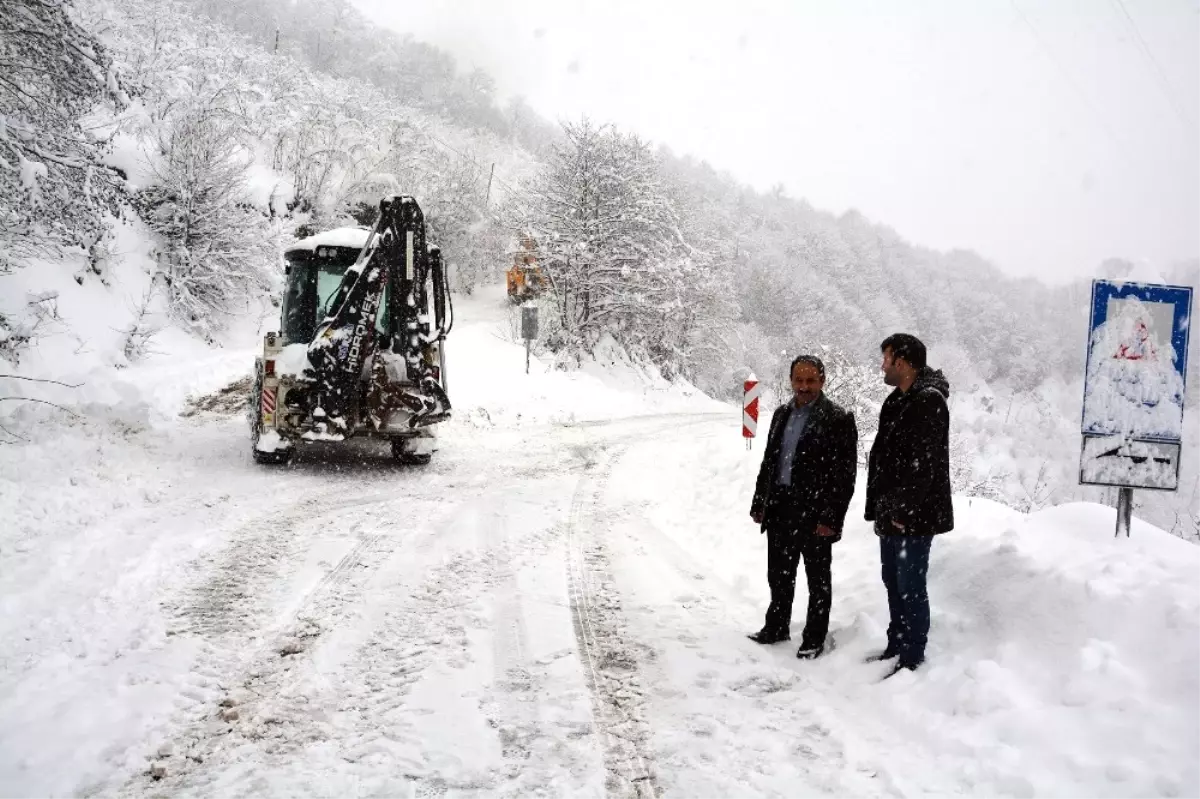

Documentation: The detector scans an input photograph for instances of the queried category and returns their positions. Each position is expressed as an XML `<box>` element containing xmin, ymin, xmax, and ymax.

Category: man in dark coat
<box><xmin>865</xmin><ymin>333</ymin><xmax>953</xmax><ymax>676</ymax></box>
<box><xmin>748</xmin><ymin>355</ymin><xmax>858</xmax><ymax>659</ymax></box>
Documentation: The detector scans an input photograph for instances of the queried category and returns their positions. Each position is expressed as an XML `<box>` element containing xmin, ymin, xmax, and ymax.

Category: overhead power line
<box><xmin>1009</xmin><ymin>0</ymin><xmax>1132</xmax><ymax>159</ymax></box>
<box><xmin>424</xmin><ymin>131</ymin><xmax>529</xmax><ymax>209</ymax></box>
<box><xmin>1108</xmin><ymin>0</ymin><xmax>1199</xmax><ymax>137</ymax></box>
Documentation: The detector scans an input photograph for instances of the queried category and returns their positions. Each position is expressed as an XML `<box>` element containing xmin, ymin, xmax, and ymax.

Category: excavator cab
<box><xmin>252</xmin><ymin>198</ymin><xmax>452</xmax><ymax>466</ymax></box>
<box><xmin>280</xmin><ymin>232</ymin><xmax>387</xmax><ymax>345</ymax></box>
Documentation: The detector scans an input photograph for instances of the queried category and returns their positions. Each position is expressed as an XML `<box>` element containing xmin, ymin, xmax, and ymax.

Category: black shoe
<box><xmin>795</xmin><ymin>644</ymin><xmax>824</xmax><ymax>660</ymax></box>
<box><xmin>883</xmin><ymin>659</ymin><xmax>923</xmax><ymax>679</ymax></box>
<box><xmin>747</xmin><ymin>629</ymin><xmax>790</xmax><ymax>644</ymax></box>
<box><xmin>865</xmin><ymin>647</ymin><xmax>898</xmax><ymax>663</ymax></box>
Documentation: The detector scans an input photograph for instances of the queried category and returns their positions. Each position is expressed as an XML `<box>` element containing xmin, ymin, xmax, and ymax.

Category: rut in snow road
<box><xmin>565</xmin><ymin>441</ymin><xmax>659</xmax><ymax>798</ymax></box>
<box><xmin>127</xmin><ymin>414</ymin><xmax>722</xmax><ymax>797</ymax></box>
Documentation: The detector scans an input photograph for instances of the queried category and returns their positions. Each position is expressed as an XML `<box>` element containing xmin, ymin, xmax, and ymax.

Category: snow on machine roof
<box><xmin>284</xmin><ymin>227</ymin><xmax>371</xmax><ymax>255</ymax></box>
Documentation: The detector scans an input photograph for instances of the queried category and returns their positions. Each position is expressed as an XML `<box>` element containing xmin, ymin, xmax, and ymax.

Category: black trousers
<box><xmin>877</xmin><ymin>530</ymin><xmax>933</xmax><ymax>666</ymax></box>
<box><xmin>763</xmin><ymin>494</ymin><xmax>832</xmax><ymax>647</ymax></box>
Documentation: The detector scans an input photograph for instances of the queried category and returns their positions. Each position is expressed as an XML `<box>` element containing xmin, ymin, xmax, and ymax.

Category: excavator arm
<box><xmin>305</xmin><ymin>196</ymin><xmax>450</xmax><ymax>436</ymax></box>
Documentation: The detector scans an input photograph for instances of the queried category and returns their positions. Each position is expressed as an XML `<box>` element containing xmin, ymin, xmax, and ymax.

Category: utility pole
<box><xmin>274</xmin><ymin>28</ymin><xmax>279</xmax><ymax>54</ymax></box>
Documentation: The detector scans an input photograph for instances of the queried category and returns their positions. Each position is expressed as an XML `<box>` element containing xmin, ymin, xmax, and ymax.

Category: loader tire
<box><xmin>251</xmin><ymin>425</ymin><xmax>292</xmax><ymax>465</ymax></box>
<box><xmin>252</xmin><ymin>444</ymin><xmax>291</xmax><ymax>466</ymax></box>
<box><xmin>391</xmin><ymin>438</ymin><xmax>432</xmax><ymax>465</ymax></box>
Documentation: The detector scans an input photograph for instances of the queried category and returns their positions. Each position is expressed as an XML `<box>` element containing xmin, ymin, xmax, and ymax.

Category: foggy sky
<box><xmin>351</xmin><ymin>0</ymin><xmax>1199</xmax><ymax>282</ymax></box>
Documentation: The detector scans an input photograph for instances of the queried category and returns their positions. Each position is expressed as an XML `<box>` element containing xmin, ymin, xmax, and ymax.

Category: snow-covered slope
<box><xmin>0</xmin><ymin>213</ymin><xmax>271</xmax><ymax>427</ymax></box>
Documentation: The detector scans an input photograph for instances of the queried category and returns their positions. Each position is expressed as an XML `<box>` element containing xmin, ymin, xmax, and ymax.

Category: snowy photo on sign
<box><xmin>1082</xmin><ymin>297</ymin><xmax>1186</xmax><ymax>440</ymax></box>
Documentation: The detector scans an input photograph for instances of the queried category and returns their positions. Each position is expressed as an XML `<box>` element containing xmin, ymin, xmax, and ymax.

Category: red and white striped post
<box><xmin>743</xmin><ymin>374</ymin><xmax>760</xmax><ymax>450</ymax></box>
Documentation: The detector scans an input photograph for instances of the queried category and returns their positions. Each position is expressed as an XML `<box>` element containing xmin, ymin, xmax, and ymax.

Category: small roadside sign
<box><xmin>521</xmin><ymin>303</ymin><xmax>538</xmax><ymax>375</ymax></box>
<box><xmin>743</xmin><ymin>375</ymin><xmax>760</xmax><ymax>449</ymax></box>
<box><xmin>521</xmin><ymin>304</ymin><xmax>538</xmax><ymax>341</ymax></box>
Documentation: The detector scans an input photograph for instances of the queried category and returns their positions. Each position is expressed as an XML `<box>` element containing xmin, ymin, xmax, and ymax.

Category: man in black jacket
<box><xmin>748</xmin><ymin>355</ymin><xmax>858</xmax><ymax>659</ymax></box>
<box><xmin>865</xmin><ymin>333</ymin><xmax>953</xmax><ymax>676</ymax></box>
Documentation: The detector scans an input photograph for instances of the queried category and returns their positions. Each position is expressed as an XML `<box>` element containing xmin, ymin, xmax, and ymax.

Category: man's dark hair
<box><xmin>790</xmin><ymin>354</ymin><xmax>825</xmax><ymax>379</ymax></box>
<box><xmin>881</xmin><ymin>334</ymin><xmax>927</xmax><ymax>369</ymax></box>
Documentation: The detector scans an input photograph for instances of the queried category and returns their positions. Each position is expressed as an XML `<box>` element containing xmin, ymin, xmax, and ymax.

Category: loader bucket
<box><xmin>398</xmin><ymin>377</ymin><xmax>451</xmax><ymax>428</ymax></box>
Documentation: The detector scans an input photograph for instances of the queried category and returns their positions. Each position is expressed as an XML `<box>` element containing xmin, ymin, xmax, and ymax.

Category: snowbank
<box><xmin>608</xmin><ymin>426</ymin><xmax>1199</xmax><ymax>798</ymax></box>
<box><xmin>879</xmin><ymin>501</ymin><xmax>1198</xmax><ymax>797</ymax></box>
<box><xmin>0</xmin><ymin>214</ymin><xmax>274</xmax><ymax>429</ymax></box>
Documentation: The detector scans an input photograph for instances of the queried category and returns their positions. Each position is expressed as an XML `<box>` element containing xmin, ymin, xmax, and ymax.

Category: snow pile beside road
<box><xmin>607</xmin><ymin>425</ymin><xmax>1199</xmax><ymax>798</ymax></box>
<box><xmin>0</xmin><ymin>215</ymin><xmax>273</xmax><ymax>430</ymax></box>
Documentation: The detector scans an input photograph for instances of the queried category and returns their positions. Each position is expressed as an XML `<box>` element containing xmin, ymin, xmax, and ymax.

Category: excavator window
<box><xmin>282</xmin><ymin>245</ymin><xmax>388</xmax><ymax>344</ymax></box>
<box><xmin>316</xmin><ymin>266</ymin><xmax>345</xmax><ymax>319</ymax></box>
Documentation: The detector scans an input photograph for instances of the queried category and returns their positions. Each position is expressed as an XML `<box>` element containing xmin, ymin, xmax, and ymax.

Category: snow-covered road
<box><xmin>2</xmin><ymin>408</ymin><xmax>732</xmax><ymax>797</ymax></box>
<box><xmin>127</xmin><ymin>412</ymin><xmax>732</xmax><ymax>798</ymax></box>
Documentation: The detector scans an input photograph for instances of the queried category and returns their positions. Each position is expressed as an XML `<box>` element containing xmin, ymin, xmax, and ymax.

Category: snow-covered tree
<box><xmin>0</xmin><ymin>0</ymin><xmax>127</xmax><ymax>272</ymax></box>
<box><xmin>521</xmin><ymin>119</ymin><xmax>729</xmax><ymax>381</ymax></box>
<box><xmin>133</xmin><ymin>107</ymin><xmax>275</xmax><ymax>340</ymax></box>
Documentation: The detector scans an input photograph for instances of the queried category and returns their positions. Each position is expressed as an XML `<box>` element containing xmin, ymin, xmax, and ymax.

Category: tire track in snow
<box><xmin>133</xmin><ymin>490</ymin><xmax>428</xmax><ymax>796</ymax></box>
<box><xmin>485</xmin><ymin>509</ymin><xmax>544</xmax><ymax>782</ymax></box>
<box><xmin>169</xmin><ymin>488</ymin><xmax>400</xmax><ymax>637</ymax></box>
<box><xmin>326</xmin><ymin>503</ymin><xmax>581</xmax><ymax>794</ymax></box>
<box><xmin>132</xmin><ymin>414</ymin><xmax>720</xmax><ymax>795</ymax></box>
<box><xmin>480</xmin><ymin>492</ymin><xmax>598</xmax><ymax>797</ymax></box>
<box><xmin>136</xmin><ymin>436</ymin><xmax>573</xmax><ymax>794</ymax></box>
<box><xmin>460</xmin><ymin>413</ymin><xmax>724</xmax><ymax>797</ymax></box>
<box><xmin>561</xmin><ymin>416</ymin><xmax>721</xmax><ymax>799</ymax></box>
<box><xmin>135</xmin><ymin>495</ymin><xmax>576</xmax><ymax>796</ymax></box>
<box><xmin>566</xmin><ymin>441</ymin><xmax>660</xmax><ymax>799</ymax></box>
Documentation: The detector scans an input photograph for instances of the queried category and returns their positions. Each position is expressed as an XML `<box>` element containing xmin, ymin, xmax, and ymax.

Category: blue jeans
<box><xmin>879</xmin><ymin>534</ymin><xmax>933</xmax><ymax>666</ymax></box>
